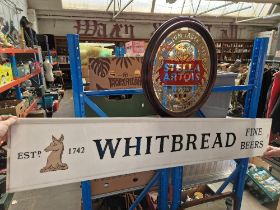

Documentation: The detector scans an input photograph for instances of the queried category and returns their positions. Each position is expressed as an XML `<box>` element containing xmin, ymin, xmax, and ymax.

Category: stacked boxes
<box><xmin>125</xmin><ymin>41</ymin><xmax>146</xmax><ymax>57</ymax></box>
<box><xmin>80</xmin><ymin>43</ymin><xmax>113</xmax><ymax>85</ymax></box>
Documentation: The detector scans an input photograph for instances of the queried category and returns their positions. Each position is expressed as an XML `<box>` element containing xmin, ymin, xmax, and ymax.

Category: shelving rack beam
<box><xmin>83</xmin><ymin>84</ymin><xmax>255</xmax><ymax>97</ymax></box>
<box><xmin>0</xmin><ymin>69</ymin><xmax>41</xmax><ymax>94</ymax></box>
<box><xmin>67</xmin><ymin>33</ymin><xmax>268</xmax><ymax>210</ymax></box>
<box><xmin>0</xmin><ymin>48</ymin><xmax>39</xmax><ymax>54</ymax></box>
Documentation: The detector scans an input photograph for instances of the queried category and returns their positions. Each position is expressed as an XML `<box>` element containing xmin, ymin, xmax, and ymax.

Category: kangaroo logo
<box><xmin>40</xmin><ymin>134</ymin><xmax>68</xmax><ymax>173</ymax></box>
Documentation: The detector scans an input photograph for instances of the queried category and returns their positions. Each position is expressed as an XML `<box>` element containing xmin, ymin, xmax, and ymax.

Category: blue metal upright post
<box><xmin>234</xmin><ymin>38</ymin><xmax>269</xmax><ymax>210</ymax></box>
<box><xmin>10</xmin><ymin>55</ymin><xmax>22</xmax><ymax>100</ymax></box>
<box><xmin>67</xmin><ymin>34</ymin><xmax>86</xmax><ymax>118</ymax></box>
<box><xmin>67</xmin><ymin>34</ymin><xmax>92</xmax><ymax>210</ymax></box>
<box><xmin>243</xmin><ymin>38</ymin><xmax>269</xmax><ymax>118</ymax></box>
<box><xmin>34</xmin><ymin>52</ymin><xmax>44</xmax><ymax>86</ymax></box>
<box><xmin>158</xmin><ymin>169</ymin><xmax>169</xmax><ymax>210</ymax></box>
<box><xmin>171</xmin><ymin>166</ymin><xmax>183</xmax><ymax>210</ymax></box>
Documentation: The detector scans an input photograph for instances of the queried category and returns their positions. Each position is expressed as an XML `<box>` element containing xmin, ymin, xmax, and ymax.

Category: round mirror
<box><xmin>142</xmin><ymin>17</ymin><xmax>217</xmax><ymax>117</ymax></box>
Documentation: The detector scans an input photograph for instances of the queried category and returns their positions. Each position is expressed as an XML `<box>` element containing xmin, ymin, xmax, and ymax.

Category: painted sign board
<box><xmin>141</xmin><ymin>17</ymin><xmax>217</xmax><ymax>117</ymax></box>
<box><xmin>7</xmin><ymin>118</ymin><xmax>271</xmax><ymax>192</ymax></box>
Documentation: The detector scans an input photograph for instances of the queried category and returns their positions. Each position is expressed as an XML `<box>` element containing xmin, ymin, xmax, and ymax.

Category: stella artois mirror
<box><xmin>142</xmin><ymin>17</ymin><xmax>217</xmax><ymax>117</ymax></box>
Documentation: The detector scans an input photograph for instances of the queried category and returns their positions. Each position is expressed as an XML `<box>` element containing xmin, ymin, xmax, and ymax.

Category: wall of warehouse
<box><xmin>0</xmin><ymin>0</ymin><xmax>27</xmax><ymax>31</ymax></box>
<box><xmin>27</xmin><ymin>0</ymin><xmax>275</xmax><ymax>40</ymax></box>
<box><xmin>37</xmin><ymin>17</ymin><xmax>271</xmax><ymax>40</ymax></box>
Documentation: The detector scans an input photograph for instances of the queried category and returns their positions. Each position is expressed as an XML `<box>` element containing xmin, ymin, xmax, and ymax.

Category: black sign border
<box><xmin>141</xmin><ymin>17</ymin><xmax>217</xmax><ymax>117</ymax></box>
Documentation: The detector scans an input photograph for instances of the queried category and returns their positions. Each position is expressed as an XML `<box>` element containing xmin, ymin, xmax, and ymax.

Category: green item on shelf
<box><xmin>17</xmin><ymin>64</ymin><xmax>25</xmax><ymax>77</ymax></box>
<box><xmin>246</xmin><ymin>167</ymin><xmax>280</xmax><ymax>204</ymax></box>
<box><xmin>100</xmin><ymin>48</ymin><xmax>113</xmax><ymax>57</ymax></box>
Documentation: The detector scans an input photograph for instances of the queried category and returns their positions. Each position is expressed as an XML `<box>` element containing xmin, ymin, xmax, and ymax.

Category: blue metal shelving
<box><xmin>67</xmin><ymin>34</ymin><xmax>269</xmax><ymax>210</ymax></box>
<box><xmin>0</xmin><ymin>48</ymin><xmax>43</xmax><ymax>100</ymax></box>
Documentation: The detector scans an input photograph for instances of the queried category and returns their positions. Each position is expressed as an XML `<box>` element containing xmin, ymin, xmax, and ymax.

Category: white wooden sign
<box><xmin>7</xmin><ymin>118</ymin><xmax>271</xmax><ymax>192</ymax></box>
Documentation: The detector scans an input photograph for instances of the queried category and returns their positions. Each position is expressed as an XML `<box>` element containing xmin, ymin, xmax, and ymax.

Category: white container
<box><xmin>257</xmin><ymin>30</ymin><xmax>278</xmax><ymax>57</ymax></box>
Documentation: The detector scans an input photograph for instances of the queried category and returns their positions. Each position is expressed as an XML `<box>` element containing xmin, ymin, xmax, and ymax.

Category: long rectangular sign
<box><xmin>7</xmin><ymin>118</ymin><xmax>271</xmax><ymax>192</ymax></box>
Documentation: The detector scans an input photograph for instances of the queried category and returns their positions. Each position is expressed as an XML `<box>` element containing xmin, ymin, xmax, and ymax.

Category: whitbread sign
<box><xmin>7</xmin><ymin>118</ymin><xmax>271</xmax><ymax>192</ymax></box>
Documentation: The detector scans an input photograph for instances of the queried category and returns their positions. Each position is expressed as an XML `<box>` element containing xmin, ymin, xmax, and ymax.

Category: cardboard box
<box><xmin>0</xmin><ymin>100</ymin><xmax>26</xmax><ymax>117</ymax></box>
<box><xmin>181</xmin><ymin>185</ymin><xmax>214</xmax><ymax>203</ymax></box>
<box><xmin>125</xmin><ymin>41</ymin><xmax>146</xmax><ymax>56</ymax></box>
<box><xmin>91</xmin><ymin>171</ymin><xmax>155</xmax><ymax>197</ymax></box>
<box><xmin>82</xmin><ymin>65</ymin><xmax>89</xmax><ymax>78</ymax></box>
<box><xmin>89</xmin><ymin>57</ymin><xmax>142</xmax><ymax>90</ymax></box>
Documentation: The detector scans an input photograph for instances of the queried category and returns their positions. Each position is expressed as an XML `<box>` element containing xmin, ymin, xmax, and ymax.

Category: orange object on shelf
<box><xmin>22</xmin><ymin>98</ymin><xmax>41</xmax><ymax>117</ymax></box>
<box><xmin>0</xmin><ymin>47</ymin><xmax>38</xmax><ymax>54</ymax></box>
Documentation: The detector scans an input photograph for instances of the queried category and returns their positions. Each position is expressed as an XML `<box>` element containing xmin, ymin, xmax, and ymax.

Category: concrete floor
<box><xmin>8</xmin><ymin>90</ymin><xmax>279</xmax><ymax>210</ymax></box>
<box><xmin>53</xmin><ymin>90</ymin><xmax>75</xmax><ymax>118</ymax></box>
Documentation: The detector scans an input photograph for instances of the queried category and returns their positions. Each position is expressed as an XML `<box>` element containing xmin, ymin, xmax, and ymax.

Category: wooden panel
<box><xmin>91</xmin><ymin>171</ymin><xmax>155</xmax><ymax>197</ymax></box>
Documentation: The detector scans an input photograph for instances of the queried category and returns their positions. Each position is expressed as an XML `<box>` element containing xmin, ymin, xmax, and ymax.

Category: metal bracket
<box><xmin>112</xmin><ymin>0</ymin><xmax>134</xmax><ymax>20</ymax></box>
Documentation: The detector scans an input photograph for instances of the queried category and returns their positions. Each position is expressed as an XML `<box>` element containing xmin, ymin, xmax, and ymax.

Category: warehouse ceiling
<box><xmin>60</xmin><ymin>0</ymin><xmax>278</xmax><ymax>18</ymax></box>
<box><xmin>27</xmin><ymin>0</ymin><xmax>280</xmax><ymax>26</ymax></box>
